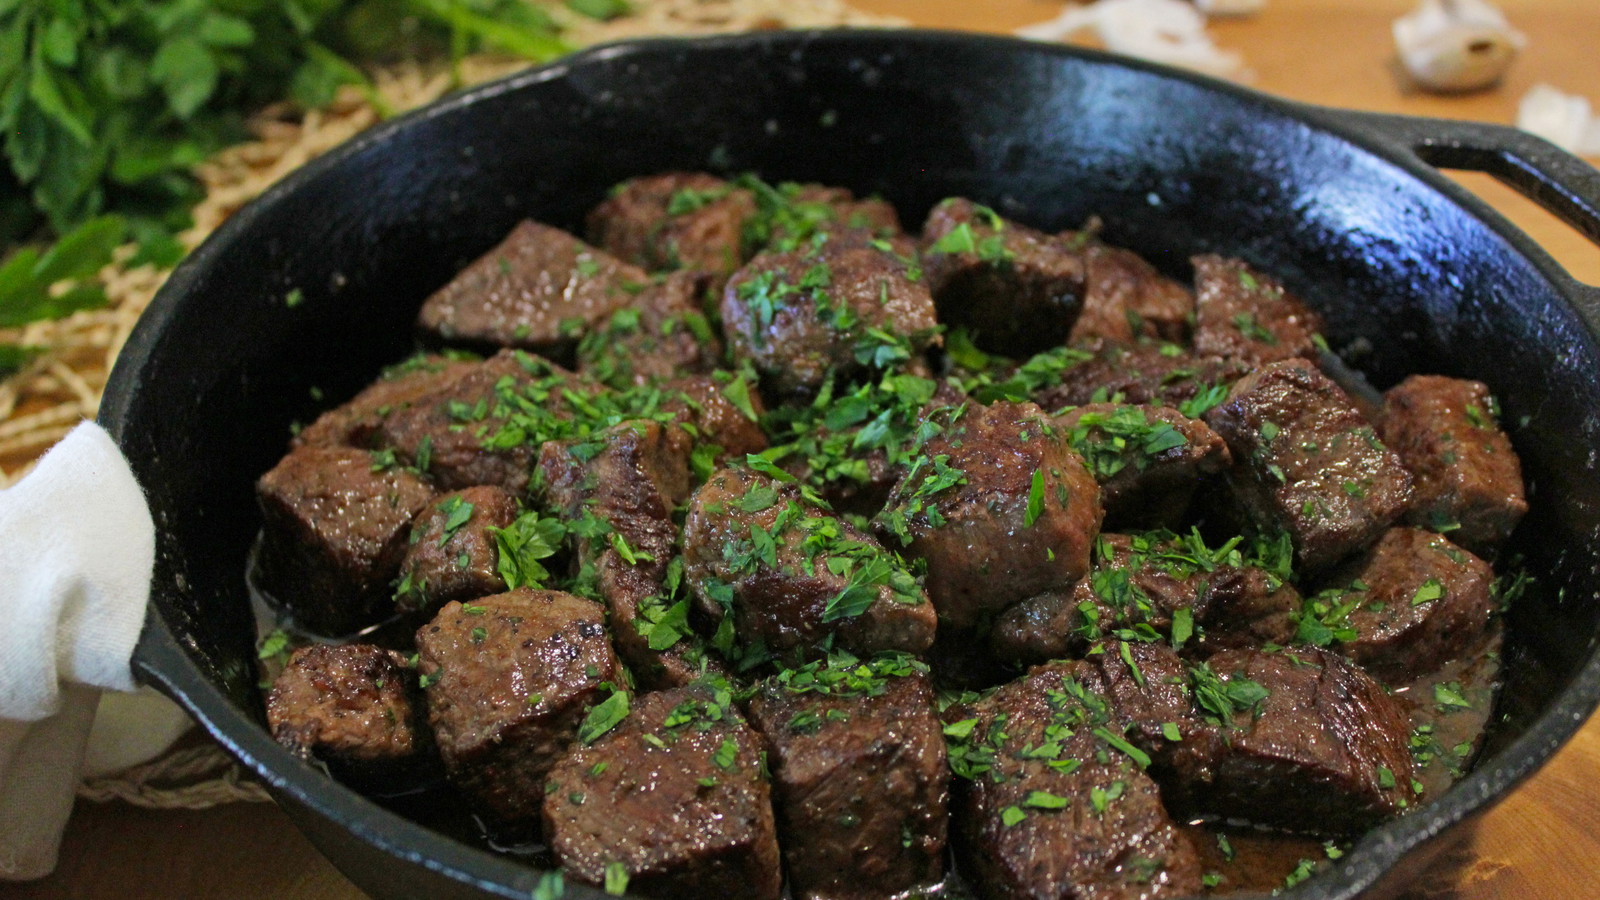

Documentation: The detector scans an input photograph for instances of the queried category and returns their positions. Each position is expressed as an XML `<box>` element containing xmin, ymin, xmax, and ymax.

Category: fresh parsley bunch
<box><xmin>0</xmin><ymin>0</ymin><xmax>571</xmax><ymax>348</ymax></box>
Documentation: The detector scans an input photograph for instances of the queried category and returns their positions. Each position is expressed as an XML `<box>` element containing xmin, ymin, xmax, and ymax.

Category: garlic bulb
<box><xmin>1017</xmin><ymin>0</ymin><xmax>1247</xmax><ymax>80</ymax></box>
<box><xmin>1517</xmin><ymin>84</ymin><xmax>1600</xmax><ymax>157</ymax></box>
<box><xmin>1393</xmin><ymin>0</ymin><xmax>1526</xmax><ymax>93</ymax></box>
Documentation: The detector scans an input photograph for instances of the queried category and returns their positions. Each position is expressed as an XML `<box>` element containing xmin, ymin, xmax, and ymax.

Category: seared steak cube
<box><xmin>922</xmin><ymin>198</ymin><xmax>1086</xmax><ymax>356</ymax></box>
<box><xmin>374</xmin><ymin>349</ymin><xmax>580</xmax><ymax>494</ymax></box>
<box><xmin>587</xmin><ymin>172</ymin><xmax>758</xmax><ymax>277</ymax></box>
<box><xmin>293</xmin><ymin>354</ymin><xmax>477</xmax><ymax>451</ymax></box>
<box><xmin>256</xmin><ymin>445</ymin><xmax>433</xmax><ymax>635</ymax></box>
<box><xmin>415</xmin><ymin>590</ymin><xmax>624</xmax><ymax>831</ymax></box>
<box><xmin>397</xmin><ymin>486</ymin><xmax>521</xmax><ymax>616</ymax></box>
<box><xmin>265</xmin><ymin>643</ymin><xmax>437</xmax><ymax>790</ymax></box>
<box><xmin>659</xmin><ymin>373</ymin><xmax>769</xmax><ymax>463</ymax></box>
<box><xmin>416</xmin><ymin>220</ymin><xmax>649</xmax><ymax>359</ymax></box>
<box><xmin>538</xmin><ymin>420</ymin><xmax>719</xmax><ymax>690</ymax></box>
<box><xmin>684</xmin><ymin>466</ymin><xmax>936</xmax><ymax>666</ymax></box>
<box><xmin>876</xmin><ymin>401</ymin><xmax>1103</xmax><ymax>630</ymax></box>
<box><xmin>543</xmin><ymin>681</ymin><xmax>782</xmax><ymax>900</ymax></box>
<box><xmin>1058</xmin><ymin>403</ymin><xmax>1231</xmax><ymax>527</ymax></box>
<box><xmin>746</xmin><ymin>658</ymin><xmax>948</xmax><ymax>900</ymax></box>
<box><xmin>989</xmin><ymin>531</ymin><xmax>1295</xmax><ymax>666</ymax></box>
<box><xmin>1378</xmin><ymin>374</ymin><xmax>1527</xmax><ymax>555</ymax></box>
<box><xmin>1191</xmin><ymin>254</ymin><xmax>1323</xmax><ymax>365</ymax></box>
<box><xmin>722</xmin><ymin>236</ymin><xmax>938</xmax><ymax>397</ymax></box>
<box><xmin>944</xmin><ymin>662</ymin><xmax>1202</xmax><ymax>900</ymax></box>
<box><xmin>1204</xmin><ymin>359</ymin><xmax>1413</xmax><ymax>571</ymax></box>
<box><xmin>1312</xmin><ymin>527</ymin><xmax>1496</xmax><ymax>682</ymax></box>
<box><xmin>1166</xmin><ymin>648</ymin><xmax>1418</xmax><ymax>835</ymax></box>
<box><xmin>577</xmin><ymin>271</ymin><xmax>723</xmax><ymax>388</ymax></box>
<box><xmin>1069</xmin><ymin>240</ymin><xmax>1194</xmax><ymax>345</ymax></box>
<box><xmin>1033</xmin><ymin>340</ymin><xmax>1248</xmax><ymax>417</ymax></box>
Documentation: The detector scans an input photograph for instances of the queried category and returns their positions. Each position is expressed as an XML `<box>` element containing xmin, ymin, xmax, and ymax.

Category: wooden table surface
<box><xmin>6</xmin><ymin>1</ymin><xmax>1598</xmax><ymax>897</ymax></box>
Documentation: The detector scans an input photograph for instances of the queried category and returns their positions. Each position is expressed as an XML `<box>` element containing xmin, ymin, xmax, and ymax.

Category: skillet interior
<box><xmin>100</xmin><ymin>29</ymin><xmax>1600</xmax><ymax>900</ymax></box>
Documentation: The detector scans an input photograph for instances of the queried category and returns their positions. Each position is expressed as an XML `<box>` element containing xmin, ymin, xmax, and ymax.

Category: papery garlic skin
<box><xmin>1195</xmin><ymin>0</ymin><xmax>1265</xmax><ymax>17</ymax></box>
<box><xmin>1393</xmin><ymin>0</ymin><xmax>1526</xmax><ymax>93</ymax></box>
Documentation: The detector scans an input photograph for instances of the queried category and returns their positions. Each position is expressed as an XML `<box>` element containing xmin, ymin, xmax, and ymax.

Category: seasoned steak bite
<box><xmin>416</xmin><ymin>220</ymin><xmax>648</xmax><ymax>359</ymax></box>
<box><xmin>1068</xmin><ymin>239</ymin><xmax>1194</xmax><ymax>345</ymax></box>
<box><xmin>415</xmin><ymin>590</ymin><xmax>624</xmax><ymax>832</ymax></box>
<box><xmin>722</xmin><ymin>236</ymin><xmax>939</xmax><ymax>397</ymax></box>
<box><xmin>577</xmin><ymin>271</ymin><xmax>723</xmax><ymax>388</ymax></box>
<box><xmin>1378</xmin><ymin>374</ymin><xmax>1527</xmax><ymax>555</ymax></box>
<box><xmin>1058</xmin><ymin>403</ymin><xmax>1232</xmax><ymax>527</ymax></box>
<box><xmin>1166</xmin><ymin>648</ymin><xmax>1418</xmax><ymax>835</ymax></box>
<box><xmin>944</xmin><ymin>662</ymin><xmax>1203</xmax><ymax>900</ymax></box>
<box><xmin>683</xmin><ymin>466</ymin><xmax>936</xmax><ymax>667</ymax></box>
<box><xmin>1311</xmin><ymin>527</ymin><xmax>1496</xmax><ymax>683</ymax></box>
<box><xmin>989</xmin><ymin>531</ymin><xmax>1299</xmax><ymax>666</ymax></box>
<box><xmin>658</xmin><ymin>373</ymin><xmax>769</xmax><ymax>462</ymax></box>
<box><xmin>1204</xmin><ymin>359</ymin><xmax>1413</xmax><ymax>571</ymax></box>
<box><xmin>537</xmin><ymin>420</ymin><xmax>718</xmax><ymax>690</ymax></box>
<box><xmin>745</xmin><ymin>656</ymin><xmax>948</xmax><ymax>900</ymax></box>
<box><xmin>266</xmin><ymin>643</ymin><xmax>438</xmax><ymax>791</ymax></box>
<box><xmin>587</xmin><ymin>172</ymin><xmax>757</xmax><ymax>277</ymax></box>
<box><xmin>543</xmin><ymin>681</ymin><xmax>782</xmax><ymax>900</ymax></box>
<box><xmin>256</xmin><ymin>444</ymin><xmax>433</xmax><ymax>635</ymax></box>
<box><xmin>1191</xmin><ymin>254</ymin><xmax>1324</xmax><ymax>365</ymax></box>
<box><xmin>373</xmin><ymin>349</ymin><xmax>579</xmax><ymax>494</ymax></box>
<box><xmin>876</xmin><ymin>401</ymin><xmax>1103</xmax><ymax>630</ymax></box>
<box><xmin>293</xmin><ymin>354</ymin><xmax>477</xmax><ymax>451</ymax></box>
<box><xmin>1033</xmin><ymin>340</ymin><xmax>1249</xmax><ymax>417</ymax></box>
<box><xmin>397</xmin><ymin>486</ymin><xmax>521</xmax><ymax>616</ymax></box>
<box><xmin>921</xmin><ymin>198</ymin><xmax>1086</xmax><ymax>356</ymax></box>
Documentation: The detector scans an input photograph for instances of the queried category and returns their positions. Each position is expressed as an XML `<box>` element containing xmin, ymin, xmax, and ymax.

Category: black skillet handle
<box><xmin>1318</xmin><ymin>109</ymin><xmax>1600</xmax><ymax>295</ymax></box>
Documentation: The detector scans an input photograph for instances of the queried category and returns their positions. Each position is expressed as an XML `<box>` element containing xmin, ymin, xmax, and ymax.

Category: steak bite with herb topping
<box><xmin>1190</xmin><ymin>254</ymin><xmax>1324</xmax><ymax>366</ymax></box>
<box><xmin>921</xmin><ymin>197</ymin><xmax>1087</xmax><ymax>357</ymax></box>
<box><xmin>542</xmin><ymin>680</ymin><xmax>782</xmax><ymax>900</ymax></box>
<box><xmin>255</xmin><ymin>444</ymin><xmax>434</xmax><ymax>635</ymax></box>
<box><xmin>1204</xmin><ymin>358</ymin><xmax>1414</xmax><ymax>571</ymax></box>
<box><xmin>1165</xmin><ymin>647</ymin><xmax>1418</xmax><ymax>835</ymax></box>
<box><xmin>745</xmin><ymin>655</ymin><xmax>949</xmax><ymax>900</ymax></box>
<box><xmin>416</xmin><ymin>220</ymin><xmax>648</xmax><ymax>360</ymax></box>
<box><xmin>396</xmin><ymin>485</ymin><xmax>523</xmax><ymax>616</ymax></box>
<box><xmin>372</xmin><ymin>349</ymin><xmax>578</xmax><ymax>494</ymax></box>
<box><xmin>943</xmin><ymin>661</ymin><xmax>1204</xmax><ymax>900</ymax></box>
<box><xmin>576</xmin><ymin>270</ymin><xmax>723</xmax><ymax>388</ymax></box>
<box><xmin>266</xmin><ymin>643</ymin><xmax>439</xmax><ymax>792</ymax></box>
<box><xmin>657</xmin><ymin>373</ymin><xmax>770</xmax><ymax>463</ymax></box>
<box><xmin>683</xmin><ymin>465</ymin><xmax>936</xmax><ymax>668</ymax></box>
<box><xmin>988</xmin><ymin>531</ymin><xmax>1299</xmax><ymax>667</ymax></box>
<box><xmin>537</xmin><ymin>419</ymin><xmax>720</xmax><ymax>690</ymax></box>
<box><xmin>1377</xmin><ymin>374</ymin><xmax>1527</xmax><ymax>556</ymax></box>
<box><xmin>1031</xmin><ymin>340</ymin><xmax>1249</xmax><ymax>418</ymax></box>
<box><xmin>1306</xmin><ymin>527</ymin><xmax>1496</xmax><ymax>683</ymax></box>
<box><xmin>414</xmin><ymin>589</ymin><xmax>625</xmax><ymax>833</ymax></box>
<box><xmin>721</xmin><ymin>233</ymin><xmax>939</xmax><ymax>398</ymax></box>
<box><xmin>1057</xmin><ymin>403</ymin><xmax>1232</xmax><ymax>527</ymax></box>
<box><xmin>876</xmin><ymin>400</ymin><xmax>1103</xmax><ymax>630</ymax></box>
<box><xmin>587</xmin><ymin>172</ymin><xmax>758</xmax><ymax>278</ymax></box>
<box><xmin>1068</xmin><ymin>238</ymin><xmax>1195</xmax><ymax>346</ymax></box>
<box><xmin>292</xmin><ymin>353</ymin><xmax>478</xmax><ymax>451</ymax></box>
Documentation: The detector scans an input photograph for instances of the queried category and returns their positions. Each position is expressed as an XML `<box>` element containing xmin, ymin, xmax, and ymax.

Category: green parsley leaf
<box><xmin>602</xmin><ymin>861</ymin><xmax>630</xmax><ymax>896</ymax></box>
<box><xmin>578</xmin><ymin>690</ymin><xmax>630</xmax><ymax>744</ymax></box>
<box><xmin>1024</xmin><ymin>468</ymin><xmax>1046</xmax><ymax>527</ymax></box>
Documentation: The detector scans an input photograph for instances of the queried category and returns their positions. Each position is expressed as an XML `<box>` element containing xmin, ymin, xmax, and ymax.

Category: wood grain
<box><xmin>5</xmin><ymin>1</ymin><xmax>1596</xmax><ymax>897</ymax></box>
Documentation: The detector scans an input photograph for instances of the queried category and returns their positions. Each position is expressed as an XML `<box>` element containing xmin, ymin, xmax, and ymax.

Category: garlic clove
<box><xmin>1017</xmin><ymin>0</ymin><xmax>1248</xmax><ymax>80</ymax></box>
<box><xmin>1393</xmin><ymin>0</ymin><xmax>1526</xmax><ymax>93</ymax></box>
<box><xmin>1516</xmin><ymin>84</ymin><xmax>1600</xmax><ymax>157</ymax></box>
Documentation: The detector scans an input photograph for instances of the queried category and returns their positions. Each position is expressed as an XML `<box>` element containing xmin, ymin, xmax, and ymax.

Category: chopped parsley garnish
<box><xmin>488</xmin><ymin>510</ymin><xmax>566</xmax><ymax>591</ymax></box>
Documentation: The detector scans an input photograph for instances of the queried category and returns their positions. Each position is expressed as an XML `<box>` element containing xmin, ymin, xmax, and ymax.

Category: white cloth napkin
<box><xmin>0</xmin><ymin>421</ymin><xmax>159</xmax><ymax>880</ymax></box>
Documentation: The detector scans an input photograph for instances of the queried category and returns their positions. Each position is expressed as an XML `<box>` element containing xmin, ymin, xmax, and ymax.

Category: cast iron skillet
<box><xmin>99</xmin><ymin>29</ymin><xmax>1600</xmax><ymax>900</ymax></box>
